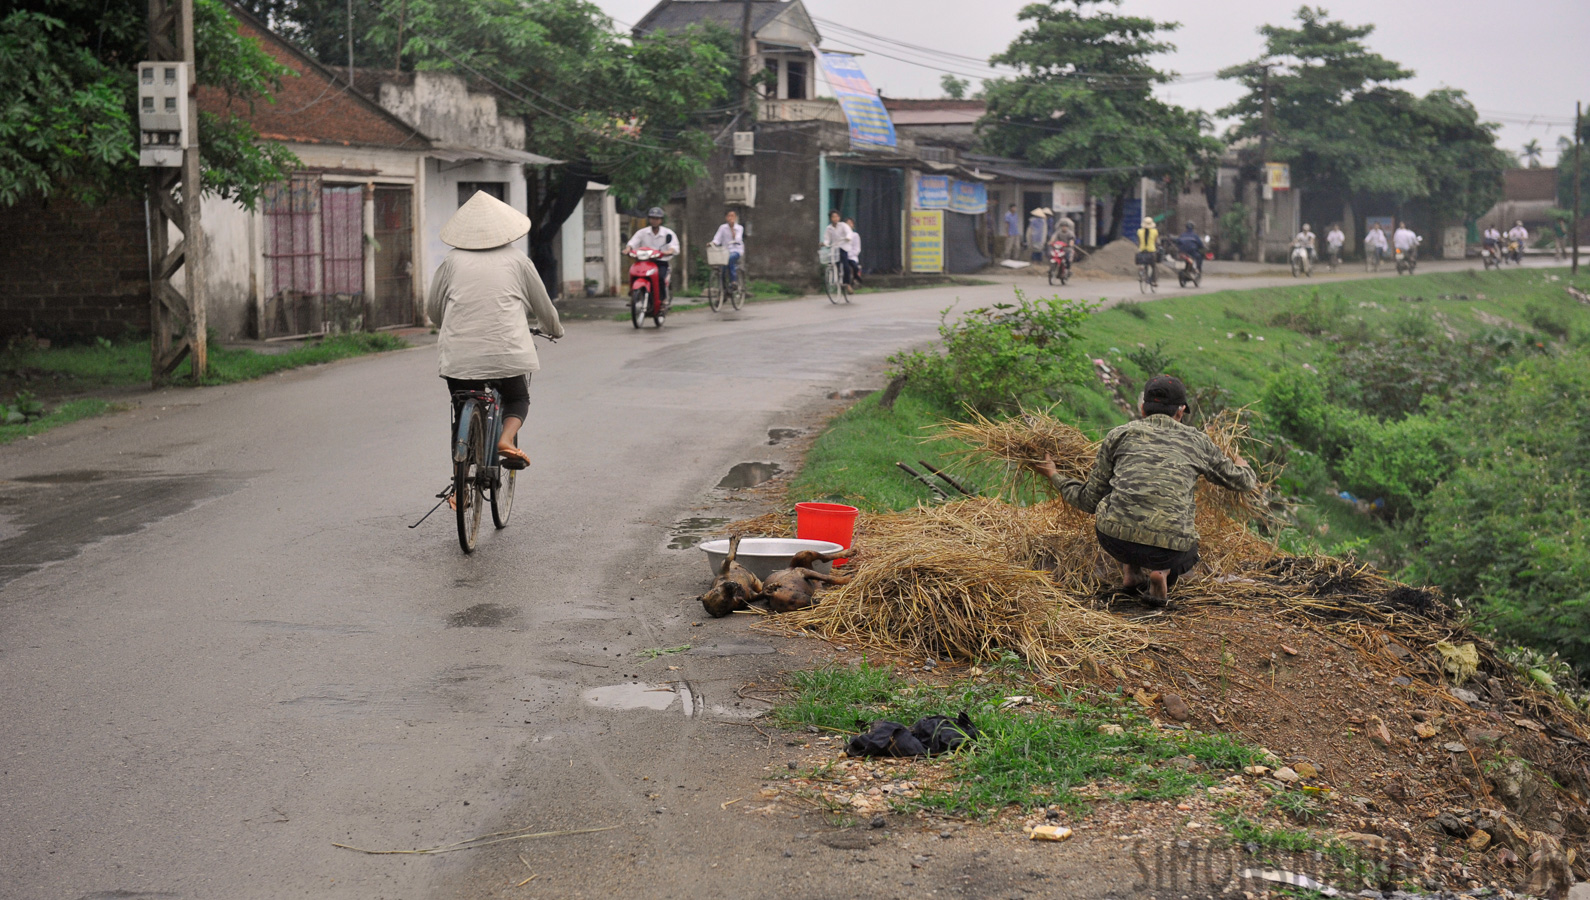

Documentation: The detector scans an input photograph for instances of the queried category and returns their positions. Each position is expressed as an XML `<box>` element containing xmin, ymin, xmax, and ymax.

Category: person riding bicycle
<box><xmin>427</xmin><ymin>191</ymin><xmax>565</xmax><ymax>471</ymax></box>
<box><xmin>1325</xmin><ymin>224</ymin><xmax>1345</xmax><ymax>264</ymax></box>
<box><xmin>824</xmin><ymin>210</ymin><xmax>856</xmax><ymax>286</ymax></box>
<box><xmin>1365</xmin><ymin>222</ymin><xmax>1389</xmax><ymax>263</ymax></box>
<box><xmin>1293</xmin><ymin>224</ymin><xmax>1316</xmax><ymax>262</ymax></box>
<box><xmin>709</xmin><ymin>209</ymin><xmax>745</xmax><ymax>288</ymax></box>
<box><xmin>1174</xmin><ymin>223</ymin><xmax>1205</xmax><ymax>273</ymax></box>
<box><xmin>1135</xmin><ymin>217</ymin><xmax>1160</xmax><ymax>285</ymax></box>
<box><xmin>626</xmin><ymin>207</ymin><xmax>678</xmax><ymax>305</ymax></box>
<box><xmin>844</xmin><ymin>217</ymin><xmax>863</xmax><ymax>286</ymax></box>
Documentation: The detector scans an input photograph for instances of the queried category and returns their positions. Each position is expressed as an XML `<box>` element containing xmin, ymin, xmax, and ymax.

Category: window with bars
<box><xmin>261</xmin><ymin>176</ymin><xmax>367</xmax><ymax>335</ymax></box>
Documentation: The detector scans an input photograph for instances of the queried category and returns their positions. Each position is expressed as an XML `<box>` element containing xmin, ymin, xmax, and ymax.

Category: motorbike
<box><xmin>1504</xmin><ymin>238</ymin><xmax>1523</xmax><ymax>265</ymax></box>
<box><xmin>1395</xmin><ymin>246</ymin><xmax>1417</xmax><ymax>275</ymax></box>
<box><xmin>1173</xmin><ymin>248</ymin><xmax>1202</xmax><ymax>288</ymax></box>
<box><xmin>626</xmin><ymin>247</ymin><xmax>669</xmax><ymax>329</ymax></box>
<box><xmin>1480</xmin><ymin>241</ymin><xmax>1501</xmax><ymax>270</ymax></box>
<box><xmin>1289</xmin><ymin>243</ymin><xmax>1313</xmax><ymax>278</ymax></box>
<box><xmin>1046</xmin><ymin>239</ymin><xmax>1072</xmax><ymax>286</ymax></box>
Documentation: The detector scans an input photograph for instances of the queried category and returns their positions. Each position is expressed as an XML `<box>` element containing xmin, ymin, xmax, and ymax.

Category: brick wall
<box><xmin>0</xmin><ymin>194</ymin><xmax>150</xmax><ymax>341</ymax></box>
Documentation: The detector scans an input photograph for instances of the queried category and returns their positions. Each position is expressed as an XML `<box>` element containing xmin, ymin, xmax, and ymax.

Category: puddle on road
<box><xmin>447</xmin><ymin>603</ymin><xmax>520</xmax><ymax>628</ymax></box>
<box><xmin>0</xmin><ymin>470</ymin><xmax>234</xmax><ymax>589</ymax></box>
<box><xmin>716</xmin><ymin>462</ymin><xmax>782</xmax><ymax>490</ymax></box>
<box><xmin>767</xmin><ymin>427</ymin><xmax>804</xmax><ymax>445</ymax></box>
<box><xmin>583</xmin><ymin>682</ymin><xmax>700</xmax><ymax>717</ymax></box>
<box><xmin>827</xmin><ymin>389</ymin><xmax>876</xmax><ymax>400</ymax></box>
<box><xmin>667</xmin><ymin>516</ymin><xmax>730</xmax><ymax>550</ymax></box>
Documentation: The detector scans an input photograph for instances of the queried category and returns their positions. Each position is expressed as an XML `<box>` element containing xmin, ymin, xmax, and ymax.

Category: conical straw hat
<box><xmin>440</xmin><ymin>190</ymin><xmax>531</xmax><ymax>250</ymax></box>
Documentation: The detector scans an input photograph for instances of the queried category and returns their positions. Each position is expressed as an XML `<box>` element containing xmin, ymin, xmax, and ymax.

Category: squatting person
<box><xmin>427</xmin><ymin>190</ymin><xmax>565</xmax><ymax>472</ymax></box>
<box><xmin>1032</xmin><ymin>375</ymin><xmax>1257</xmax><ymax>602</ymax></box>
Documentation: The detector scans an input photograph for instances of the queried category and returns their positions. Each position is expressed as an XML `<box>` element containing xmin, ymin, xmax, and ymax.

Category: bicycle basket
<box><xmin>818</xmin><ymin>246</ymin><xmax>835</xmax><ymax>264</ymax></box>
<box><xmin>705</xmin><ymin>244</ymin><xmax>731</xmax><ymax>266</ymax></box>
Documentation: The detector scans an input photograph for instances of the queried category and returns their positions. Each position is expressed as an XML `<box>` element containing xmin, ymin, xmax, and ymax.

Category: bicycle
<box><xmin>434</xmin><ymin>328</ymin><xmax>553</xmax><ymax>553</ymax></box>
<box><xmin>820</xmin><ymin>246</ymin><xmax>852</xmax><ymax>304</ymax></box>
<box><xmin>1135</xmin><ymin>250</ymin><xmax>1158</xmax><ymax>294</ymax></box>
<box><xmin>704</xmin><ymin>244</ymin><xmax>745</xmax><ymax>312</ymax></box>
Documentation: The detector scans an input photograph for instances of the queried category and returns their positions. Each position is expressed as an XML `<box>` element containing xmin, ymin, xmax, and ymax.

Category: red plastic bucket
<box><xmin>795</xmin><ymin>502</ymin><xmax>859</xmax><ymax>565</ymax></box>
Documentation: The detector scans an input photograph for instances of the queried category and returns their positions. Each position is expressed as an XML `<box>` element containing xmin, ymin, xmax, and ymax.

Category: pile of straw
<box><xmin>776</xmin><ymin>499</ymin><xmax>1145</xmax><ymax>674</ymax></box>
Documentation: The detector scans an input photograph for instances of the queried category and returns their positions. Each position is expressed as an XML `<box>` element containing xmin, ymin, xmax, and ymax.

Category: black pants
<box><xmin>1096</xmin><ymin>529</ymin><xmax>1199</xmax><ymax>588</ymax></box>
<box><xmin>445</xmin><ymin>374</ymin><xmax>530</xmax><ymax>424</ymax></box>
<box><xmin>655</xmin><ymin>260</ymin><xmax>670</xmax><ymax>302</ymax></box>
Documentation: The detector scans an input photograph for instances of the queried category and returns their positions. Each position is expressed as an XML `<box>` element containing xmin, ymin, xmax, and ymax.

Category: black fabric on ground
<box><xmin>846</xmin><ymin>721</ymin><xmax>926</xmax><ymax>758</ymax></box>
<box><xmin>909</xmin><ymin>712</ymin><xmax>978</xmax><ymax>754</ymax></box>
<box><xmin>1096</xmin><ymin>528</ymin><xmax>1199</xmax><ymax>588</ymax></box>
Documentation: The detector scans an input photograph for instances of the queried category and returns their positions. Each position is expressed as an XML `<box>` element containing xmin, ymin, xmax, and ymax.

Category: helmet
<box><xmin>646</xmin><ymin>207</ymin><xmax>665</xmax><ymax>219</ymax></box>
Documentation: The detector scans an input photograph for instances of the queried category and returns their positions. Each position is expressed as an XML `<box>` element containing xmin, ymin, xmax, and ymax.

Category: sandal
<box><xmin>498</xmin><ymin>446</ymin><xmax>530</xmax><ymax>470</ymax></box>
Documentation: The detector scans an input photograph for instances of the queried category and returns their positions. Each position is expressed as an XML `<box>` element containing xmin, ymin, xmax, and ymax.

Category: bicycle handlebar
<box><xmin>529</xmin><ymin>327</ymin><xmax>558</xmax><ymax>343</ymax></box>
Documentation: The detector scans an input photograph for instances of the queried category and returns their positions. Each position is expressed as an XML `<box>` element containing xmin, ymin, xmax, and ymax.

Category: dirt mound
<box><xmin>1073</xmin><ymin>238</ymin><xmax>1145</xmax><ymax>279</ymax></box>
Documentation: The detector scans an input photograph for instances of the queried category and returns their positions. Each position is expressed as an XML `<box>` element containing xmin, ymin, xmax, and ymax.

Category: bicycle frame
<box><xmin>452</xmin><ymin>389</ymin><xmax>503</xmax><ymax>477</ymax></box>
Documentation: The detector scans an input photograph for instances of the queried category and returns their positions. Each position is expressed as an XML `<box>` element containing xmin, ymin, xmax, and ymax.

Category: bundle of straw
<box><xmin>776</xmin><ymin>499</ymin><xmax>1145</xmax><ymax>673</ymax></box>
<box><xmin>937</xmin><ymin>408</ymin><xmax>1099</xmax><ymax>498</ymax></box>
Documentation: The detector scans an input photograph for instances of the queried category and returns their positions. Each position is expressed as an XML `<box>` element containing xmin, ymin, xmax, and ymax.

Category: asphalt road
<box><xmin>0</xmin><ymin>257</ymin><xmax>1568</xmax><ymax>900</ymax></box>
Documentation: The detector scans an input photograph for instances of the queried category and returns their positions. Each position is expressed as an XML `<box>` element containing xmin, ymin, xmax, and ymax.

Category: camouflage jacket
<box><xmin>1049</xmin><ymin>415</ymin><xmax>1257</xmax><ymax>551</ymax></box>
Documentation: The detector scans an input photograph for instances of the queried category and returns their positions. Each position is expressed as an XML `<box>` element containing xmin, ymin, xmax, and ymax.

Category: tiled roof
<box><xmin>633</xmin><ymin>1</ymin><xmax>788</xmax><ymax>37</ymax></box>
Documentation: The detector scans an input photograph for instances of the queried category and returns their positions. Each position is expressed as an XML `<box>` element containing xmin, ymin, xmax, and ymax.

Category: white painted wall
<box><xmin>378</xmin><ymin>72</ymin><xmax>525</xmax><ymax>151</ymax></box>
<box><xmin>194</xmin><ymin>193</ymin><xmax>255</xmax><ymax>340</ymax></box>
<box><xmin>421</xmin><ymin>158</ymin><xmax>528</xmax><ymax>294</ymax></box>
<box><xmin>560</xmin><ymin>197</ymin><xmax>584</xmax><ymax>296</ymax></box>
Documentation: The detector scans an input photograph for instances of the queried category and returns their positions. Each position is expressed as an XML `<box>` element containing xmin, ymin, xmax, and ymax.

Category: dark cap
<box><xmin>1143</xmin><ymin>374</ymin><xmax>1187</xmax><ymax>408</ymax></box>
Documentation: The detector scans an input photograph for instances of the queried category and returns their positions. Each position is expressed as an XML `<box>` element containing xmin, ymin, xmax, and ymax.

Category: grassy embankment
<box><xmin>1</xmin><ymin>332</ymin><xmax>408</xmax><ymax>443</ymax></box>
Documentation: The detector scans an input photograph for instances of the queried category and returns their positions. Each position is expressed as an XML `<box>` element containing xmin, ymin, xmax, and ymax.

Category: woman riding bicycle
<box><xmin>426</xmin><ymin>191</ymin><xmax>564</xmax><ymax>471</ymax></box>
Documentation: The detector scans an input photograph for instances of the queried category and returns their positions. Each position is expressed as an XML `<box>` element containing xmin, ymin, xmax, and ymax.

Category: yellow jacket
<box><xmin>1136</xmin><ymin>224</ymin><xmax>1159</xmax><ymax>253</ymax></box>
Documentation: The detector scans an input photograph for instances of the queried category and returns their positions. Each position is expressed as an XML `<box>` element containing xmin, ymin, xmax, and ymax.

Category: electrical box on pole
<box><xmin>724</xmin><ymin>173</ymin><xmax>758</xmax><ymax>208</ymax></box>
<box><xmin>732</xmin><ymin>132</ymin><xmax>755</xmax><ymax>156</ymax></box>
<box><xmin>137</xmin><ymin>61</ymin><xmax>191</xmax><ymax>167</ymax></box>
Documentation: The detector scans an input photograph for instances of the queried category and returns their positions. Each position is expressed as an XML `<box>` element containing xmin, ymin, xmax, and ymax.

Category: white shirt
<box><xmin>1483</xmin><ymin>228</ymin><xmax>1501</xmax><ymax>242</ymax></box>
<box><xmin>627</xmin><ymin>226</ymin><xmax>678</xmax><ymax>255</ymax></box>
<box><xmin>824</xmin><ymin>221</ymin><xmax>854</xmax><ymax>249</ymax></box>
<box><xmin>846</xmin><ymin>228</ymin><xmax>861</xmax><ymax>259</ymax></box>
<box><xmin>1293</xmin><ymin>231</ymin><xmax>1315</xmax><ymax>249</ymax></box>
<box><xmin>1507</xmin><ymin>225</ymin><xmax>1528</xmax><ymax>242</ymax></box>
<box><xmin>1326</xmin><ymin>229</ymin><xmax>1344</xmax><ymax>249</ymax></box>
<box><xmin>1393</xmin><ymin>227</ymin><xmax>1418</xmax><ymax>251</ymax></box>
<box><xmin>710</xmin><ymin>222</ymin><xmax>744</xmax><ymax>254</ymax></box>
<box><xmin>1365</xmin><ymin>229</ymin><xmax>1388</xmax><ymax>250</ymax></box>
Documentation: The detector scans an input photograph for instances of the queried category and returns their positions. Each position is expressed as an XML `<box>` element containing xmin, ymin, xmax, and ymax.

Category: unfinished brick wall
<box><xmin>0</xmin><ymin>194</ymin><xmax>150</xmax><ymax>341</ymax></box>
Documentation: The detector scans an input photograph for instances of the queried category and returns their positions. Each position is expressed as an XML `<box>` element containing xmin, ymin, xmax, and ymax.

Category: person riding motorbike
<box><xmin>427</xmin><ymin>191</ymin><xmax>565</xmax><ymax>472</ymax></box>
<box><xmin>1506</xmin><ymin>221</ymin><xmax>1529</xmax><ymax>262</ymax></box>
<box><xmin>1393</xmin><ymin>222</ymin><xmax>1419</xmax><ymax>270</ymax></box>
<box><xmin>1174</xmin><ymin>223</ymin><xmax>1205</xmax><ymax>273</ymax></box>
<box><xmin>626</xmin><ymin>207</ymin><xmax>678</xmax><ymax>305</ymax></box>
<box><xmin>1293</xmin><ymin>224</ymin><xmax>1317</xmax><ymax>263</ymax></box>
<box><xmin>1049</xmin><ymin>215</ymin><xmax>1077</xmax><ymax>273</ymax></box>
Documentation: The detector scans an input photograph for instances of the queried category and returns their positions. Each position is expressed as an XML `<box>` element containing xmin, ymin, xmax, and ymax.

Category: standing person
<box><xmin>709</xmin><ymin>209</ymin><xmax>745</xmax><ymax>289</ymax></box>
<box><xmin>1325</xmin><ymin>223</ymin><xmax>1345</xmax><ymax>266</ymax></box>
<box><xmin>824</xmin><ymin>210</ymin><xmax>856</xmax><ymax>286</ymax></box>
<box><xmin>1027</xmin><ymin>207</ymin><xmax>1050</xmax><ymax>263</ymax></box>
<box><xmin>427</xmin><ymin>191</ymin><xmax>565</xmax><ymax>471</ymax></box>
<box><xmin>625</xmin><ymin>206</ymin><xmax>678</xmax><ymax>305</ymax></box>
<box><xmin>1003</xmin><ymin>204</ymin><xmax>1022</xmax><ymax>259</ymax></box>
<box><xmin>844</xmin><ymin>217</ymin><xmax>863</xmax><ymax>286</ymax></box>
<box><xmin>1032</xmin><ymin>376</ymin><xmax>1258</xmax><ymax>603</ymax></box>
<box><xmin>1365</xmin><ymin>222</ymin><xmax>1389</xmax><ymax>265</ymax></box>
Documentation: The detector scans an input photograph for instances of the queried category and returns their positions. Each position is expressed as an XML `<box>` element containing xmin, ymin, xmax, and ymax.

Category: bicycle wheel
<box><xmin>630</xmin><ymin>288</ymin><xmax>647</xmax><ymax>329</ymax></box>
<box><xmin>491</xmin><ymin>435</ymin><xmax>516</xmax><ymax>528</ymax></box>
<box><xmin>729</xmin><ymin>269</ymin><xmax>745</xmax><ymax>310</ymax></box>
<box><xmin>454</xmin><ymin>405</ymin><xmax>485</xmax><ymax>553</ymax></box>
<box><xmin>825</xmin><ymin>263</ymin><xmax>839</xmax><ymax>303</ymax></box>
<box><xmin>706</xmin><ymin>268</ymin><xmax>723</xmax><ymax>312</ymax></box>
<box><xmin>841</xmin><ymin>275</ymin><xmax>852</xmax><ymax>303</ymax></box>
<box><xmin>1138</xmin><ymin>265</ymin><xmax>1149</xmax><ymax>294</ymax></box>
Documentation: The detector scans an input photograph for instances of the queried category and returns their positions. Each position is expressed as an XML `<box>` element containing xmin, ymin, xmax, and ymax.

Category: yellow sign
<box><xmin>909</xmin><ymin>210</ymin><xmax>944</xmax><ymax>273</ymax></box>
<box><xmin>1265</xmin><ymin>162</ymin><xmax>1291</xmax><ymax>190</ymax></box>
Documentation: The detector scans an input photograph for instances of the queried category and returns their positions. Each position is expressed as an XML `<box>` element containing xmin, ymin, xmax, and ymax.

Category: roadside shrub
<box><xmin>1268</xmin><ymin>290</ymin><xmax>1345</xmax><ymax>335</ymax></box>
<box><xmin>1335</xmin><ymin>411</ymin><xmax>1459</xmax><ymax>518</ymax></box>
<box><xmin>889</xmin><ymin>290</ymin><xmax>1094</xmax><ymax>412</ymax></box>
<box><xmin>1524</xmin><ymin>299</ymin><xmax>1572</xmax><ymax>339</ymax></box>
<box><xmin>1326</xmin><ymin>330</ymin><xmax>1538</xmax><ymax>421</ymax></box>
<box><xmin>1122</xmin><ymin>339</ymin><xmax>1174</xmax><ymax>378</ymax></box>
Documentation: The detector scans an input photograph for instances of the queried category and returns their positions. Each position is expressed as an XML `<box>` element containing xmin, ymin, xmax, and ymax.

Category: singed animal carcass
<box><xmin>758</xmin><ymin>547</ymin><xmax>853</xmax><ymax>613</ymax></box>
<box><xmin>699</xmin><ymin>534</ymin><xmax>763</xmax><ymax>618</ymax></box>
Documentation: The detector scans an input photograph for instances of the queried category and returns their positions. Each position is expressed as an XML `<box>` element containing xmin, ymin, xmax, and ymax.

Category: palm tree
<box><xmin>1522</xmin><ymin>139</ymin><xmax>1543</xmax><ymax>168</ymax></box>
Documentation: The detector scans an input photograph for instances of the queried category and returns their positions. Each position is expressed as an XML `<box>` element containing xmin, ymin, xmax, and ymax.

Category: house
<box><xmin>1478</xmin><ymin>168</ymin><xmax>1558</xmax><ymax>234</ymax></box>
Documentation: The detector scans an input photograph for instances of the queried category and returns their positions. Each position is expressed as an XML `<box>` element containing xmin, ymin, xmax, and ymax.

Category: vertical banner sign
<box><xmin>910</xmin><ymin>210</ymin><xmax>944</xmax><ymax>273</ymax></box>
<box><xmin>815</xmin><ymin>51</ymin><xmax>898</xmax><ymax>148</ymax></box>
<box><xmin>1265</xmin><ymin>162</ymin><xmax>1291</xmax><ymax>190</ymax></box>
<box><xmin>948</xmin><ymin>180</ymin><xmax>987</xmax><ymax>214</ymax></box>
<box><xmin>915</xmin><ymin>174</ymin><xmax>951</xmax><ymax>210</ymax></box>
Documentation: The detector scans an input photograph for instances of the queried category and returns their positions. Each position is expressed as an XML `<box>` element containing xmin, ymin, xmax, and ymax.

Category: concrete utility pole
<box><xmin>740</xmin><ymin>0</ymin><xmax>754</xmax><ymax>116</ymax></box>
<box><xmin>146</xmin><ymin>0</ymin><xmax>206</xmax><ymax>385</ymax></box>
<box><xmin>1575</xmin><ymin>101</ymin><xmax>1582</xmax><ymax>276</ymax></box>
<box><xmin>1257</xmin><ymin>63</ymin><xmax>1272</xmax><ymax>264</ymax></box>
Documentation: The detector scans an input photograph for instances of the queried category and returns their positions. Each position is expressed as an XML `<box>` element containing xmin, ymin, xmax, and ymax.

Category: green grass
<box><xmin>0</xmin><ymin>332</ymin><xmax>409</xmax><ymax>438</ymax></box>
<box><xmin>772</xmin><ymin>663</ymin><xmax>1265</xmax><ymax>819</ymax></box>
<box><xmin>0</xmin><ymin>398</ymin><xmax>114</xmax><ymax>444</ymax></box>
<box><xmin>785</xmin><ymin>392</ymin><xmax>973</xmax><ymax>511</ymax></box>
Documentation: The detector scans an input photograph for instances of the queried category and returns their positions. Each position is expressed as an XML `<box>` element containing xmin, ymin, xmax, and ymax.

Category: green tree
<box><xmin>979</xmin><ymin>0</ymin><xmax>1220</xmax><ymax>237</ymax></box>
<box><xmin>1219</xmin><ymin>7</ymin><xmax>1508</xmax><ymax>224</ymax></box>
<box><xmin>1522</xmin><ymin>138</ymin><xmax>1543</xmax><ymax>168</ymax></box>
<box><xmin>941</xmin><ymin>74</ymin><xmax>970</xmax><ymax>99</ymax></box>
<box><xmin>0</xmin><ymin>0</ymin><xmax>298</xmax><ymax>208</ymax></box>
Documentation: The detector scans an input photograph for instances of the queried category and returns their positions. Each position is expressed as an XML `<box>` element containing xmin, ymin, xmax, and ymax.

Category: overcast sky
<box><xmin>595</xmin><ymin>0</ymin><xmax>1588</xmax><ymax>164</ymax></box>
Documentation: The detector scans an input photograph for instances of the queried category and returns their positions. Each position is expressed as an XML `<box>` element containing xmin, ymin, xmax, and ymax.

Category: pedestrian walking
<box><xmin>1003</xmin><ymin>204</ymin><xmax>1021</xmax><ymax>260</ymax></box>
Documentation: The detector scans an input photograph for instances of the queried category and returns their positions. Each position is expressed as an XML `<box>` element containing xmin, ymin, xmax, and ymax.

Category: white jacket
<box><xmin>427</xmin><ymin>246</ymin><xmax>564</xmax><ymax>379</ymax></box>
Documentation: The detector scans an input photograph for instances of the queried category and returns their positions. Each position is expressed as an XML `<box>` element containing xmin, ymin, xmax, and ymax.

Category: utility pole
<box><xmin>1575</xmin><ymin>101</ymin><xmax>1582</xmax><ymax>276</ymax></box>
<box><xmin>146</xmin><ymin>0</ymin><xmax>206</xmax><ymax>385</ymax></box>
<box><xmin>740</xmin><ymin>0</ymin><xmax>754</xmax><ymax>116</ymax></box>
<box><xmin>1257</xmin><ymin>63</ymin><xmax>1272</xmax><ymax>264</ymax></box>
